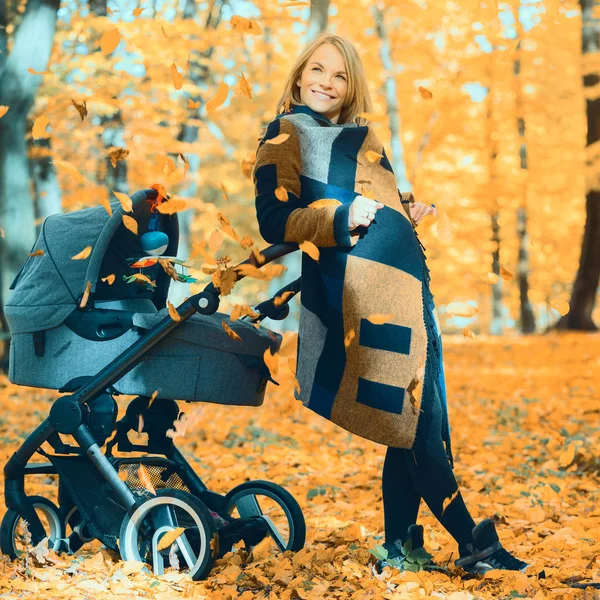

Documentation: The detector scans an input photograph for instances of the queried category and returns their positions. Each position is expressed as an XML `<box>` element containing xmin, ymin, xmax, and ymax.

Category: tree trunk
<box><xmin>512</xmin><ymin>1</ymin><xmax>535</xmax><ymax>333</ymax></box>
<box><xmin>555</xmin><ymin>0</ymin><xmax>600</xmax><ymax>331</ymax></box>
<box><xmin>0</xmin><ymin>0</ymin><xmax>61</xmax><ymax>369</ymax></box>
<box><xmin>306</xmin><ymin>0</ymin><xmax>329</xmax><ymax>42</ymax></box>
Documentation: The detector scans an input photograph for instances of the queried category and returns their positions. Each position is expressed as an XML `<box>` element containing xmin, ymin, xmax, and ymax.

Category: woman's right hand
<box><xmin>348</xmin><ymin>195</ymin><xmax>385</xmax><ymax>230</ymax></box>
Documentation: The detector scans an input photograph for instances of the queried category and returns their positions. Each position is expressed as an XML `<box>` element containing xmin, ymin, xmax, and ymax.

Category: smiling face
<box><xmin>296</xmin><ymin>42</ymin><xmax>348</xmax><ymax>123</ymax></box>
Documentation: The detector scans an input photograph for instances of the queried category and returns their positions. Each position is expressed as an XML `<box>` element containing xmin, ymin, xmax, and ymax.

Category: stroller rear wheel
<box><xmin>221</xmin><ymin>480</ymin><xmax>305</xmax><ymax>556</ymax></box>
<box><xmin>1</xmin><ymin>496</ymin><xmax>64</xmax><ymax>560</ymax></box>
<box><xmin>119</xmin><ymin>488</ymin><xmax>217</xmax><ymax>581</ymax></box>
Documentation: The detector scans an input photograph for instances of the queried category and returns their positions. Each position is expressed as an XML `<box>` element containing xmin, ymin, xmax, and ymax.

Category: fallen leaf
<box><xmin>266</xmin><ymin>133</ymin><xmax>290</xmax><ymax>145</ymax></box>
<box><xmin>299</xmin><ymin>240</ymin><xmax>319</xmax><ymax>262</ymax></box>
<box><xmin>365</xmin><ymin>150</ymin><xmax>383</xmax><ymax>163</ymax></box>
<box><xmin>275</xmin><ymin>185</ymin><xmax>288</xmax><ymax>201</ymax></box>
<box><xmin>156</xmin><ymin>527</ymin><xmax>186</xmax><ymax>552</ymax></box>
<box><xmin>558</xmin><ymin>443</ymin><xmax>576</xmax><ymax>468</ymax></box>
<box><xmin>108</xmin><ymin>147</ymin><xmax>129</xmax><ymax>168</ymax></box>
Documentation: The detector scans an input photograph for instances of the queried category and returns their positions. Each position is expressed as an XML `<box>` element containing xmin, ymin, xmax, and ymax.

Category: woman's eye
<box><xmin>312</xmin><ymin>67</ymin><xmax>321</xmax><ymax>71</ymax></box>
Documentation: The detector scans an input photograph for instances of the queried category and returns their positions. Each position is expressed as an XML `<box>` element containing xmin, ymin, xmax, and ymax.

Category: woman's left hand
<box><xmin>410</xmin><ymin>202</ymin><xmax>437</xmax><ymax>226</ymax></box>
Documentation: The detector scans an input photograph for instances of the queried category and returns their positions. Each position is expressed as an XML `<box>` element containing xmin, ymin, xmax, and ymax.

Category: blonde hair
<box><xmin>275</xmin><ymin>33</ymin><xmax>374</xmax><ymax>127</ymax></box>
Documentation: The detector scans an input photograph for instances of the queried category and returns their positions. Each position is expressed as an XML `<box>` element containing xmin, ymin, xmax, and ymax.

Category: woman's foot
<box><xmin>456</xmin><ymin>518</ymin><xmax>529</xmax><ymax>575</ymax></box>
<box><xmin>373</xmin><ymin>524</ymin><xmax>448</xmax><ymax>574</ymax></box>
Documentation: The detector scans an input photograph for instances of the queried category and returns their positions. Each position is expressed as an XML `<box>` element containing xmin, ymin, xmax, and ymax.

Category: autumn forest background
<box><xmin>0</xmin><ymin>0</ymin><xmax>599</xmax><ymax>598</ymax></box>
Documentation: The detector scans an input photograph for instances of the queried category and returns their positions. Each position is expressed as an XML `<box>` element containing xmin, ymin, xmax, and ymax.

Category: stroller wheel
<box><xmin>223</xmin><ymin>480</ymin><xmax>305</xmax><ymax>555</ymax></box>
<box><xmin>1</xmin><ymin>496</ymin><xmax>65</xmax><ymax>560</ymax></box>
<box><xmin>119</xmin><ymin>489</ymin><xmax>217</xmax><ymax>581</ymax></box>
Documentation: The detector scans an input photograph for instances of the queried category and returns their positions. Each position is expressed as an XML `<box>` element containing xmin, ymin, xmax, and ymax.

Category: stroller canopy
<box><xmin>6</xmin><ymin>188</ymin><xmax>178</xmax><ymax>335</ymax></box>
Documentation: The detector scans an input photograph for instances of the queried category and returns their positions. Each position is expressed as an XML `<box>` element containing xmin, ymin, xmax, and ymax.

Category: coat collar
<box><xmin>287</xmin><ymin>103</ymin><xmax>336</xmax><ymax>125</ymax></box>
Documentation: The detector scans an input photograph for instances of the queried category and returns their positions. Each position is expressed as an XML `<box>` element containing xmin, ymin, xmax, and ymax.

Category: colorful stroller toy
<box><xmin>1</xmin><ymin>188</ymin><xmax>305</xmax><ymax>580</ymax></box>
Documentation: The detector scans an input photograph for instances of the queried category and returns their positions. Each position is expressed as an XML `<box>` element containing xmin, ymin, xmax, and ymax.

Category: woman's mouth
<box><xmin>312</xmin><ymin>89</ymin><xmax>335</xmax><ymax>101</ymax></box>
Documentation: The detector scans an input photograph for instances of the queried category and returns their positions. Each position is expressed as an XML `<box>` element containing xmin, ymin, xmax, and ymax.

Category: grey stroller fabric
<box><xmin>6</xmin><ymin>188</ymin><xmax>282</xmax><ymax>407</ymax></box>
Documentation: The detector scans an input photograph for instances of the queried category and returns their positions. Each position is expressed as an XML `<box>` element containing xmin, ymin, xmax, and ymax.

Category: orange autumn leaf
<box><xmin>0</xmin><ymin>106</ymin><xmax>9</xmax><ymax>119</ymax></box>
<box><xmin>155</xmin><ymin>199</ymin><xmax>187</xmax><ymax>214</ymax></box>
<box><xmin>53</xmin><ymin>160</ymin><xmax>83</xmax><ymax>183</ymax></box>
<box><xmin>463</xmin><ymin>327</ymin><xmax>475</xmax><ymax>338</ymax></box>
<box><xmin>344</xmin><ymin>329</ymin><xmax>356</xmax><ymax>348</ymax></box>
<box><xmin>248</xmin><ymin>20</ymin><xmax>262</xmax><ymax>35</ymax></box>
<box><xmin>100</xmin><ymin>28</ymin><xmax>121</xmax><ymax>55</ymax></box>
<box><xmin>147</xmin><ymin>389</ymin><xmax>160</xmax><ymax>409</ymax></box>
<box><xmin>208</xmin><ymin>229</ymin><xmax>224</xmax><ymax>252</ymax></box>
<box><xmin>137</xmin><ymin>414</ymin><xmax>144</xmax><ymax>434</ymax></box>
<box><xmin>71</xmin><ymin>246</ymin><xmax>92</xmax><ymax>260</ymax></box>
<box><xmin>236</xmin><ymin>71</ymin><xmax>252</xmax><ymax>99</ymax></box>
<box><xmin>418</xmin><ymin>86</ymin><xmax>433</xmax><ymax>99</ymax></box>
<box><xmin>275</xmin><ymin>185</ymin><xmax>288</xmax><ymax>201</ymax></box>
<box><xmin>32</xmin><ymin>115</ymin><xmax>50</xmax><ymax>139</ymax></box>
<box><xmin>29</xmin><ymin>249</ymin><xmax>44</xmax><ymax>257</ymax></box>
<box><xmin>80</xmin><ymin>281</ymin><xmax>92</xmax><ymax>308</ymax></box>
<box><xmin>113</xmin><ymin>190</ymin><xmax>132</xmax><ymax>212</ymax></box>
<box><xmin>367</xmin><ymin>313</ymin><xmax>394</xmax><ymax>325</ymax></box>
<box><xmin>156</xmin><ymin>527</ymin><xmax>186</xmax><ymax>552</ymax></box>
<box><xmin>499</xmin><ymin>265</ymin><xmax>514</xmax><ymax>281</ymax></box>
<box><xmin>265</xmin><ymin>133</ymin><xmax>290</xmax><ymax>145</ymax></box>
<box><xmin>299</xmin><ymin>240</ymin><xmax>319</xmax><ymax>262</ymax></box>
<box><xmin>137</xmin><ymin>464</ymin><xmax>156</xmax><ymax>495</ymax></box>
<box><xmin>263</xmin><ymin>347</ymin><xmax>279</xmax><ymax>377</ymax></box>
<box><xmin>170</xmin><ymin>63</ymin><xmax>183</xmax><ymax>90</ymax></box>
<box><xmin>99</xmin><ymin>196</ymin><xmax>112</xmax><ymax>216</ymax></box>
<box><xmin>167</xmin><ymin>301</ymin><xmax>181</xmax><ymax>322</ymax></box>
<box><xmin>558</xmin><ymin>443</ymin><xmax>576</xmax><ymax>468</ymax></box>
<box><xmin>188</xmin><ymin>98</ymin><xmax>201</xmax><ymax>109</ymax></box>
<box><xmin>27</xmin><ymin>67</ymin><xmax>50</xmax><ymax>75</ymax></box>
<box><xmin>441</xmin><ymin>489</ymin><xmax>459</xmax><ymax>515</ymax></box>
<box><xmin>132</xmin><ymin>7</ymin><xmax>144</xmax><ymax>16</ymax></box>
<box><xmin>241</xmin><ymin>152</ymin><xmax>256</xmax><ymax>179</ymax></box>
<box><xmin>308</xmin><ymin>199</ymin><xmax>341</xmax><ymax>209</ymax></box>
<box><xmin>230</xmin><ymin>15</ymin><xmax>252</xmax><ymax>31</ymax></box>
<box><xmin>101</xmin><ymin>274</ymin><xmax>116</xmax><ymax>285</ymax></box>
<box><xmin>206</xmin><ymin>82</ymin><xmax>229</xmax><ymax>114</ymax></box>
<box><xmin>222</xmin><ymin>320</ymin><xmax>241</xmax><ymax>342</ymax></box>
<box><xmin>122</xmin><ymin>215</ymin><xmax>138</xmax><ymax>235</ymax></box>
<box><xmin>365</xmin><ymin>150</ymin><xmax>383</xmax><ymax>163</ymax></box>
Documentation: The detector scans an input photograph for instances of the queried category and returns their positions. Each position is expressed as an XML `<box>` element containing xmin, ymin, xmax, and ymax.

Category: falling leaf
<box><xmin>273</xmin><ymin>291</ymin><xmax>294</xmax><ymax>307</ymax></box>
<box><xmin>122</xmin><ymin>215</ymin><xmax>138</xmax><ymax>235</ymax></box>
<box><xmin>113</xmin><ymin>190</ymin><xmax>132</xmax><ymax>212</ymax></box>
<box><xmin>71</xmin><ymin>99</ymin><xmax>88</xmax><ymax>121</ymax></box>
<box><xmin>235</xmin><ymin>71</ymin><xmax>252</xmax><ymax>99</ymax></box>
<box><xmin>118</xmin><ymin>470</ymin><xmax>129</xmax><ymax>482</ymax></box>
<box><xmin>344</xmin><ymin>329</ymin><xmax>356</xmax><ymax>348</ymax></box>
<box><xmin>27</xmin><ymin>67</ymin><xmax>49</xmax><ymax>75</ymax></box>
<box><xmin>147</xmin><ymin>389</ymin><xmax>159</xmax><ymax>409</ymax></box>
<box><xmin>241</xmin><ymin>152</ymin><xmax>256</xmax><ymax>179</ymax></box>
<box><xmin>108</xmin><ymin>147</ymin><xmax>129</xmax><ymax>168</ymax></box>
<box><xmin>551</xmin><ymin>299</ymin><xmax>570</xmax><ymax>316</ymax></box>
<box><xmin>170</xmin><ymin>63</ymin><xmax>183</xmax><ymax>90</ymax></box>
<box><xmin>155</xmin><ymin>198</ymin><xmax>187</xmax><ymax>214</ymax></box>
<box><xmin>80</xmin><ymin>281</ymin><xmax>92</xmax><ymax>308</ymax></box>
<box><xmin>101</xmin><ymin>274</ymin><xmax>116</xmax><ymax>285</ymax></box>
<box><xmin>52</xmin><ymin>159</ymin><xmax>83</xmax><ymax>183</ymax></box>
<box><xmin>125</xmin><ymin>273</ymin><xmax>156</xmax><ymax>287</ymax></box>
<box><xmin>167</xmin><ymin>301</ymin><xmax>181</xmax><ymax>322</ymax></box>
<box><xmin>275</xmin><ymin>185</ymin><xmax>288</xmax><ymax>201</ymax></box>
<box><xmin>29</xmin><ymin>249</ymin><xmax>44</xmax><ymax>257</ymax></box>
<box><xmin>239</xmin><ymin>235</ymin><xmax>254</xmax><ymax>249</ymax></box>
<box><xmin>263</xmin><ymin>347</ymin><xmax>279</xmax><ymax>377</ymax></box>
<box><xmin>558</xmin><ymin>443</ymin><xmax>576</xmax><ymax>468</ymax></box>
<box><xmin>206</xmin><ymin>82</ymin><xmax>229</xmax><ymax>114</ymax></box>
<box><xmin>208</xmin><ymin>229</ymin><xmax>224</xmax><ymax>252</ymax></box>
<box><xmin>499</xmin><ymin>265</ymin><xmax>513</xmax><ymax>281</ymax></box>
<box><xmin>265</xmin><ymin>133</ymin><xmax>290</xmax><ymax>145</ymax></box>
<box><xmin>132</xmin><ymin>7</ymin><xmax>144</xmax><ymax>16</ymax></box>
<box><xmin>299</xmin><ymin>240</ymin><xmax>319</xmax><ymax>262</ymax></box>
<box><xmin>418</xmin><ymin>86</ymin><xmax>433</xmax><ymax>99</ymax></box>
<box><xmin>230</xmin><ymin>15</ymin><xmax>253</xmax><ymax>31</ymax></box>
<box><xmin>441</xmin><ymin>489</ymin><xmax>459</xmax><ymax>515</ymax></box>
<box><xmin>0</xmin><ymin>106</ymin><xmax>9</xmax><ymax>119</ymax></box>
<box><xmin>222</xmin><ymin>320</ymin><xmax>242</xmax><ymax>341</ymax></box>
<box><xmin>248</xmin><ymin>20</ymin><xmax>262</xmax><ymax>35</ymax></box>
<box><xmin>156</xmin><ymin>527</ymin><xmax>186</xmax><ymax>552</ymax></box>
<box><xmin>463</xmin><ymin>327</ymin><xmax>475</xmax><ymax>338</ymax></box>
<box><xmin>137</xmin><ymin>414</ymin><xmax>144</xmax><ymax>434</ymax></box>
<box><xmin>367</xmin><ymin>313</ymin><xmax>394</xmax><ymax>325</ymax></box>
<box><xmin>361</xmin><ymin>187</ymin><xmax>376</xmax><ymax>200</ymax></box>
<box><xmin>137</xmin><ymin>464</ymin><xmax>156</xmax><ymax>495</ymax></box>
<box><xmin>72</xmin><ymin>246</ymin><xmax>92</xmax><ymax>260</ymax></box>
<box><xmin>446</xmin><ymin>303</ymin><xmax>478</xmax><ymax>318</ymax></box>
<box><xmin>188</xmin><ymin>98</ymin><xmax>201</xmax><ymax>109</ymax></box>
<box><xmin>100</xmin><ymin>28</ymin><xmax>121</xmax><ymax>55</ymax></box>
<box><xmin>364</xmin><ymin>150</ymin><xmax>383</xmax><ymax>163</ymax></box>
<box><xmin>179</xmin><ymin>153</ymin><xmax>190</xmax><ymax>174</ymax></box>
<box><xmin>32</xmin><ymin>115</ymin><xmax>50</xmax><ymax>139</ymax></box>
<box><xmin>308</xmin><ymin>199</ymin><xmax>341</xmax><ymax>209</ymax></box>
<box><xmin>99</xmin><ymin>196</ymin><xmax>112</xmax><ymax>216</ymax></box>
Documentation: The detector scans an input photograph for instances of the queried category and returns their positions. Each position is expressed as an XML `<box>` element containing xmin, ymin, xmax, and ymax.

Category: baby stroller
<box><xmin>1</xmin><ymin>188</ymin><xmax>305</xmax><ymax>580</ymax></box>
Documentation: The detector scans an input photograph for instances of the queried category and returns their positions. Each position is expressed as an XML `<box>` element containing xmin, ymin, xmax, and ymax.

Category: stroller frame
<box><xmin>3</xmin><ymin>189</ymin><xmax>303</xmax><ymax>569</ymax></box>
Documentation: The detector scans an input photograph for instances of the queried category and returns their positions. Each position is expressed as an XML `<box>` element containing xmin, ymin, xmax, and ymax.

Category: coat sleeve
<box><xmin>253</xmin><ymin>117</ymin><xmax>358</xmax><ymax>248</ymax></box>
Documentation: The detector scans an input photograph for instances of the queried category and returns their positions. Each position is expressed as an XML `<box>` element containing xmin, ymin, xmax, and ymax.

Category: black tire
<box><xmin>1</xmin><ymin>496</ymin><xmax>64</xmax><ymax>559</ymax></box>
<box><xmin>119</xmin><ymin>488</ymin><xmax>217</xmax><ymax>581</ymax></box>
<box><xmin>224</xmin><ymin>480</ymin><xmax>305</xmax><ymax>553</ymax></box>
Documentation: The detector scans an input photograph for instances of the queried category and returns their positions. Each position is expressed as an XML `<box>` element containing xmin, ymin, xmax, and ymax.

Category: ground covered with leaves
<box><xmin>0</xmin><ymin>331</ymin><xmax>598</xmax><ymax>599</ymax></box>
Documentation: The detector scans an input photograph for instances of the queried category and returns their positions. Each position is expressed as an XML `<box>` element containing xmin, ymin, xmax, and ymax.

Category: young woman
<box><xmin>252</xmin><ymin>32</ymin><xmax>528</xmax><ymax>576</ymax></box>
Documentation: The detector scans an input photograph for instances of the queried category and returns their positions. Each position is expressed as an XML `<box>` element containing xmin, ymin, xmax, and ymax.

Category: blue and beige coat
<box><xmin>253</xmin><ymin>103</ymin><xmax>451</xmax><ymax>461</ymax></box>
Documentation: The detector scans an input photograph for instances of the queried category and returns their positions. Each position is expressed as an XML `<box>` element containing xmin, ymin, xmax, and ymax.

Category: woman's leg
<box><xmin>382</xmin><ymin>446</ymin><xmax>421</xmax><ymax>545</ymax></box>
<box><xmin>402</xmin><ymin>385</ymin><xmax>477</xmax><ymax>549</ymax></box>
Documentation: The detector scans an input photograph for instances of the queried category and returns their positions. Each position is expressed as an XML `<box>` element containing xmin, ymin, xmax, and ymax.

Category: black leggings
<box><xmin>382</xmin><ymin>384</ymin><xmax>476</xmax><ymax>548</ymax></box>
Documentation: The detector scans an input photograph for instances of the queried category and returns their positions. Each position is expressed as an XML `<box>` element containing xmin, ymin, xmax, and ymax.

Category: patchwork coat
<box><xmin>253</xmin><ymin>103</ymin><xmax>451</xmax><ymax>460</ymax></box>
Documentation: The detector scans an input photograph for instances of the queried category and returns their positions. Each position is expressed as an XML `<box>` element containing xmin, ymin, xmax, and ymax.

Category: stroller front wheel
<box><xmin>1</xmin><ymin>496</ymin><xmax>65</xmax><ymax>560</ymax></box>
<box><xmin>222</xmin><ymin>480</ymin><xmax>306</xmax><ymax>555</ymax></box>
<box><xmin>118</xmin><ymin>489</ymin><xmax>217</xmax><ymax>581</ymax></box>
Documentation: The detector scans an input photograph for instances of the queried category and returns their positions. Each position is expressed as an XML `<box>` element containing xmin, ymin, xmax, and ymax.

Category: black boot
<box><xmin>373</xmin><ymin>525</ymin><xmax>448</xmax><ymax>574</ymax></box>
<box><xmin>456</xmin><ymin>518</ymin><xmax>529</xmax><ymax>575</ymax></box>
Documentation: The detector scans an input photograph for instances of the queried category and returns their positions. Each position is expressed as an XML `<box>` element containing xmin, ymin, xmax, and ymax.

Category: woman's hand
<box><xmin>409</xmin><ymin>202</ymin><xmax>437</xmax><ymax>226</ymax></box>
<box><xmin>348</xmin><ymin>195</ymin><xmax>385</xmax><ymax>230</ymax></box>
